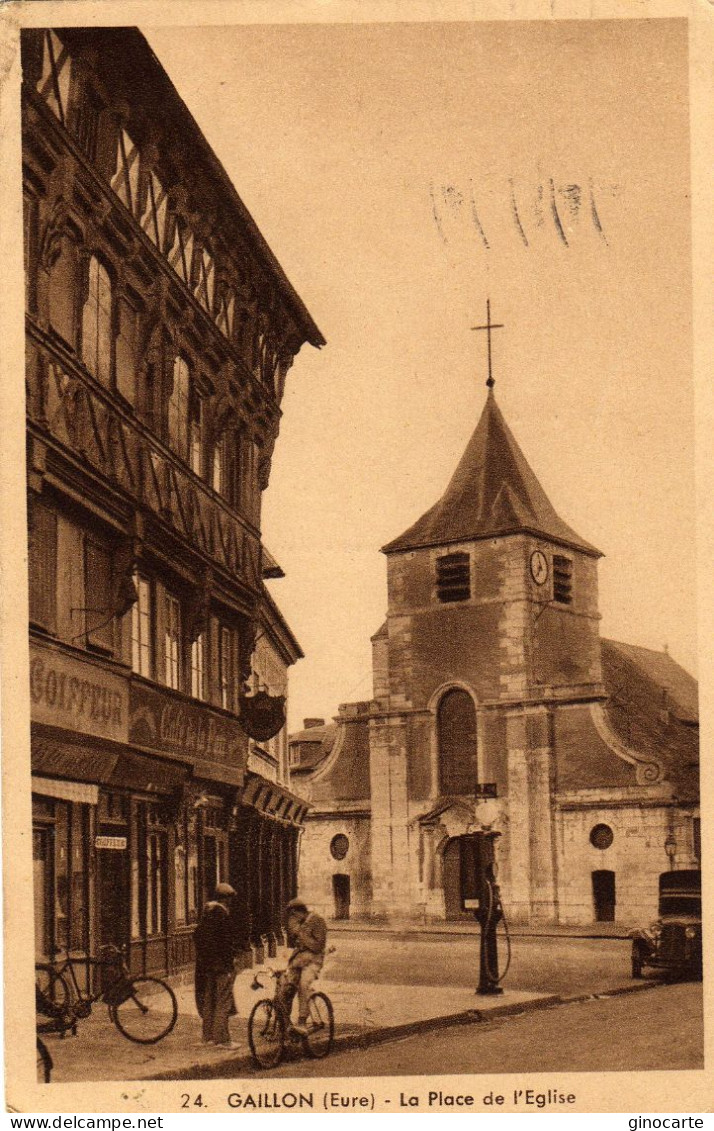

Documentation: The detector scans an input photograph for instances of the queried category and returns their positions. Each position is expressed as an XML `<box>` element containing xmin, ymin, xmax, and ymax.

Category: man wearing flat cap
<box><xmin>193</xmin><ymin>882</ymin><xmax>239</xmax><ymax>1047</ymax></box>
<box><xmin>280</xmin><ymin>897</ymin><xmax>328</xmax><ymax>1034</ymax></box>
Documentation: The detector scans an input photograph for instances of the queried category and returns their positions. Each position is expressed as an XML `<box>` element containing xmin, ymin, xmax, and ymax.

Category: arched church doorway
<box><xmin>592</xmin><ymin>869</ymin><xmax>616</xmax><ymax>922</ymax></box>
<box><xmin>437</xmin><ymin>690</ymin><xmax>478</xmax><ymax>795</ymax></box>
<box><xmin>442</xmin><ymin>837</ymin><xmax>471</xmax><ymax>921</ymax></box>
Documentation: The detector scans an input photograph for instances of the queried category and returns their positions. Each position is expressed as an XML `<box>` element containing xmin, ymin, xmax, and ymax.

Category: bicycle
<box><xmin>35</xmin><ymin>944</ymin><xmax>178</xmax><ymax>1045</ymax></box>
<box><xmin>248</xmin><ymin>967</ymin><xmax>334</xmax><ymax>1069</ymax></box>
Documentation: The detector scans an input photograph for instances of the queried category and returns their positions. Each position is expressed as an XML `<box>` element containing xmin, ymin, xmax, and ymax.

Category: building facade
<box><xmin>24</xmin><ymin>27</ymin><xmax>323</xmax><ymax>976</ymax></box>
<box><xmin>292</xmin><ymin>390</ymin><xmax>699</xmax><ymax>928</ymax></box>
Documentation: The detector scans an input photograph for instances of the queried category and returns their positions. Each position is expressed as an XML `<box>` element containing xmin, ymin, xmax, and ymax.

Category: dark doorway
<box><xmin>98</xmin><ymin>847</ymin><xmax>129</xmax><ymax>949</ymax></box>
<box><xmin>592</xmin><ymin>869</ymin><xmax>616</xmax><ymax>922</ymax></box>
<box><xmin>442</xmin><ymin>838</ymin><xmax>471</xmax><ymax>921</ymax></box>
<box><xmin>332</xmin><ymin>874</ymin><xmax>350</xmax><ymax>920</ymax></box>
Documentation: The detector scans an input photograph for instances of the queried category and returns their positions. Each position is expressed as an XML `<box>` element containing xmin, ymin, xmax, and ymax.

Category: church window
<box><xmin>589</xmin><ymin>824</ymin><xmax>614</xmax><ymax>850</ymax></box>
<box><xmin>437</xmin><ymin>689</ymin><xmax>478</xmax><ymax>795</ymax></box>
<box><xmin>552</xmin><ymin>554</ymin><xmax>573</xmax><ymax>604</ymax></box>
<box><xmin>436</xmin><ymin>552</ymin><xmax>470</xmax><ymax>603</ymax></box>
<box><xmin>330</xmin><ymin>834</ymin><xmax>349</xmax><ymax>861</ymax></box>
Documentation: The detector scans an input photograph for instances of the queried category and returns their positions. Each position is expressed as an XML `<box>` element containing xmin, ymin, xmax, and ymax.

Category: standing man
<box><xmin>193</xmin><ymin>881</ymin><xmax>238</xmax><ymax>1047</ymax></box>
<box><xmin>280</xmin><ymin>897</ymin><xmax>328</xmax><ymax>1034</ymax></box>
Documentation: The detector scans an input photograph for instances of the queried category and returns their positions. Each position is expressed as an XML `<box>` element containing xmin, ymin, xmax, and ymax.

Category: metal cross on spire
<box><xmin>471</xmin><ymin>299</ymin><xmax>504</xmax><ymax>389</ymax></box>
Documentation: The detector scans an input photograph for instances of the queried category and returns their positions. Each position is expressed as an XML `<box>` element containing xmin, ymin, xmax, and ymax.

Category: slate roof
<box><xmin>600</xmin><ymin>639</ymin><xmax>699</xmax><ymax>796</ymax></box>
<box><xmin>289</xmin><ymin>722</ymin><xmax>338</xmax><ymax>773</ymax></box>
<box><xmin>382</xmin><ymin>390</ymin><xmax>599</xmax><ymax>557</ymax></box>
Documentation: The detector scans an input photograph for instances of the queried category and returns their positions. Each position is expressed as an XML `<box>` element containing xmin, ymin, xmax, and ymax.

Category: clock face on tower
<box><xmin>530</xmin><ymin>549</ymin><xmax>549</xmax><ymax>586</ymax></box>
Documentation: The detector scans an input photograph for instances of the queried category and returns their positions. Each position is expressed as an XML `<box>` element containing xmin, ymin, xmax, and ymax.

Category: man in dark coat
<box><xmin>193</xmin><ymin>882</ymin><xmax>238</xmax><ymax>1047</ymax></box>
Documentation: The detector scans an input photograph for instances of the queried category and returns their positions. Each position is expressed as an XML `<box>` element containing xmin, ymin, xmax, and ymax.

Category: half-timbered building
<box><xmin>24</xmin><ymin>26</ymin><xmax>323</xmax><ymax>976</ymax></box>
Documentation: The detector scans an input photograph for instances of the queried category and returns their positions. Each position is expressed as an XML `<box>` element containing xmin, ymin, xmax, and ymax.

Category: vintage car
<box><xmin>630</xmin><ymin>869</ymin><xmax>702</xmax><ymax>980</ymax></box>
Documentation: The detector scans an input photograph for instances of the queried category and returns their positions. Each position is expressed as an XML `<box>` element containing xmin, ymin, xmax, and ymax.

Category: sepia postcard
<box><xmin>0</xmin><ymin>0</ymin><xmax>712</xmax><ymax>1116</ymax></box>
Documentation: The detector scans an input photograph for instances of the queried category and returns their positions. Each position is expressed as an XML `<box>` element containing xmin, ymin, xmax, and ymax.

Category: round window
<box><xmin>330</xmin><ymin>834</ymin><xmax>349</xmax><ymax>861</ymax></box>
<box><xmin>590</xmin><ymin>824</ymin><xmax>614</xmax><ymax>850</ymax></box>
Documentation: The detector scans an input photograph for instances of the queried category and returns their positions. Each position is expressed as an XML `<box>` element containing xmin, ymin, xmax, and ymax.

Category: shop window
<box><xmin>131</xmin><ymin>574</ymin><xmax>152</xmax><ymax>678</ymax></box>
<box><xmin>437</xmin><ymin>688</ymin><xmax>478</xmax><ymax>795</ymax></box>
<box><xmin>175</xmin><ymin>845</ymin><xmax>187</xmax><ymax>925</ymax></box>
<box><xmin>187</xmin><ymin>810</ymin><xmax>199</xmax><ymax>923</ymax></box>
<box><xmin>36</xmin><ymin>30</ymin><xmax>72</xmax><ymax>126</ymax></box>
<box><xmin>70</xmin><ymin>805</ymin><xmax>89</xmax><ymax>951</ymax></box>
<box><xmin>29</xmin><ymin>500</ymin><xmax>57</xmax><ymax>633</ymax></box>
<box><xmin>82</xmin><ymin>255</ymin><xmax>113</xmax><ymax>386</ymax></box>
<box><xmin>146</xmin><ymin>830</ymin><xmax>167</xmax><ymax>936</ymax></box>
<box><xmin>33</xmin><ymin>825</ymin><xmax>52</xmax><ymax>960</ymax></box>
<box><xmin>553</xmin><ymin>555</ymin><xmax>573</xmax><ymax>605</ymax></box>
<box><xmin>130</xmin><ymin>805</ymin><xmax>141</xmax><ymax>941</ymax></box>
<box><xmin>191</xmin><ymin>633</ymin><xmax>206</xmax><ymax>700</ymax></box>
<box><xmin>164</xmin><ymin>591</ymin><xmax>181</xmax><ymax>691</ymax></box>
<box><xmin>83</xmin><ymin>538</ymin><xmax>114</xmax><ymax>653</ymax></box>
<box><xmin>168</xmin><ymin>356</ymin><xmax>190</xmax><ymax>459</ymax></box>
<box><xmin>436</xmin><ymin>552</ymin><xmax>470</xmax><ymax>603</ymax></box>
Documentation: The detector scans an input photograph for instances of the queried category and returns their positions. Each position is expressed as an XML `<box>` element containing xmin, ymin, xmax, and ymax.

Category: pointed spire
<box><xmin>382</xmin><ymin>391</ymin><xmax>600</xmax><ymax>556</ymax></box>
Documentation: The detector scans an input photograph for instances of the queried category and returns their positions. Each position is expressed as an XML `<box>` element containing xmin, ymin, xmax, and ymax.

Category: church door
<box><xmin>438</xmin><ymin>690</ymin><xmax>478</xmax><ymax>795</ymax></box>
<box><xmin>332</xmin><ymin>874</ymin><xmax>350</xmax><ymax>920</ymax></box>
<box><xmin>442</xmin><ymin>838</ymin><xmax>471</xmax><ymax>921</ymax></box>
<box><xmin>592</xmin><ymin>870</ymin><xmax>616</xmax><ymax>922</ymax></box>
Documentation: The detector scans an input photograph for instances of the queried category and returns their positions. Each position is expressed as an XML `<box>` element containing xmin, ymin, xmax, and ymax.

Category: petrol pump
<box><xmin>460</xmin><ymin>799</ymin><xmax>507</xmax><ymax>995</ymax></box>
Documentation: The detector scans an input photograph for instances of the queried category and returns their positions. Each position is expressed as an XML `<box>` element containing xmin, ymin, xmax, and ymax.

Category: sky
<box><xmin>146</xmin><ymin>18</ymin><xmax>695</xmax><ymax>731</ymax></box>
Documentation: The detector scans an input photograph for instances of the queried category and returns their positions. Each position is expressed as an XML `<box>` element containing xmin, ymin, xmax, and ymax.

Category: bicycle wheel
<box><xmin>304</xmin><ymin>992</ymin><xmax>334</xmax><ymax>1059</ymax></box>
<box><xmin>248</xmin><ymin>999</ymin><xmax>285</xmax><ymax>1069</ymax></box>
<box><xmin>36</xmin><ymin>1037</ymin><xmax>52</xmax><ymax>1084</ymax></box>
<box><xmin>110</xmin><ymin>977</ymin><xmax>178</xmax><ymax>1044</ymax></box>
<box><xmin>36</xmin><ymin>966</ymin><xmax>72</xmax><ymax>1016</ymax></box>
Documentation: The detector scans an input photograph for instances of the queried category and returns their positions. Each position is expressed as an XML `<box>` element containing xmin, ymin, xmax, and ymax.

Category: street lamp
<box><xmin>664</xmin><ymin>833</ymin><xmax>677</xmax><ymax>871</ymax></box>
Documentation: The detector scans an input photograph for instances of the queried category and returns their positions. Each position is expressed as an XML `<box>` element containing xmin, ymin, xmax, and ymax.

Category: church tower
<box><xmin>368</xmin><ymin>383</ymin><xmax>605</xmax><ymax>923</ymax></box>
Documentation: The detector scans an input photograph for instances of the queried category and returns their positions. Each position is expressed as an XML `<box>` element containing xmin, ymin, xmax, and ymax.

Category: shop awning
<box><xmin>31</xmin><ymin>726</ymin><xmax>188</xmax><ymax>796</ymax></box>
<box><xmin>31</xmin><ymin>776</ymin><xmax>99</xmax><ymax>805</ymax></box>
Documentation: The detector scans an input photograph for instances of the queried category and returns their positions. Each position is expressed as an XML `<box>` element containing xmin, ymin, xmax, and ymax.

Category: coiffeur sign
<box><xmin>29</xmin><ymin>640</ymin><xmax>128</xmax><ymax>744</ymax></box>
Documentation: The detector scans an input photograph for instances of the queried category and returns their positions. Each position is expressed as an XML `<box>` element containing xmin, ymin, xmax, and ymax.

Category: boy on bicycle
<box><xmin>280</xmin><ymin>897</ymin><xmax>327</xmax><ymax>1034</ymax></box>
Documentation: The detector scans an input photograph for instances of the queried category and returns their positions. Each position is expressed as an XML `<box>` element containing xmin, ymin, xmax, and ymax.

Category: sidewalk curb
<box><xmin>150</xmin><ymin>980</ymin><xmax>662</xmax><ymax>1080</ymax></box>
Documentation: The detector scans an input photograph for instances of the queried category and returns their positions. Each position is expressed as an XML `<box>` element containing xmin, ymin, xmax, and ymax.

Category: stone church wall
<box><xmin>297</xmin><ymin>813</ymin><xmax>372</xmax><ymax>921</ymax></box>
